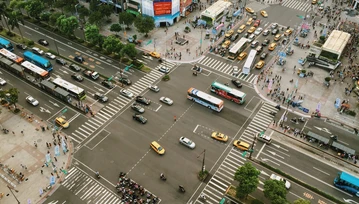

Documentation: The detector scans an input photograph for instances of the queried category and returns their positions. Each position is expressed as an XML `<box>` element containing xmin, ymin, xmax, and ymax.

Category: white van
<box><xmin>256</xmin><ymin>132</ymin><xmax>272</xmax><ymax>144</ymax></box>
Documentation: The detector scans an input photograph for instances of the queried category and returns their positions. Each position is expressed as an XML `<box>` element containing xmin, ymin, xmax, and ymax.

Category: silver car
<box><xmin>32</xmin><ymin>47</ymin><xmax>44</xmax><ymax>55</ymax></box>
<box><xmin>45</xmin><ymin>52</ymin><xmax>56</xmax><ymax>59</ymax></box>
<box><xmin>160</xmin><ymin>97</ymin><xmax>173</xmax><ymax>105</ymax></box>
<box><xmin>179</xmin><ymin>137</ymin><xmax>196</xmax><ymax>149</ymax></box>
<box><xmin>0</xmin><ymin>77</ymin><xmax>6</xmax><ymax>85</ymax></box>
<box><xmin>158</xmin><ymin>66</ymin><xmax>170</xmax><ymax>74</ymax></box>
<box><xmin>120</xmin><ymin>89</ymin><xmax>134</xmax><ymax>98</ymax></box>
<box><xmin>149</xmin><ymin>85</ymin><xmax>160</xmax><ymax>92</ymax></box>
<box><xmin>26</xmin><ymin>96</ymin><xmax>39</xmax><ymax>106</ymax></box>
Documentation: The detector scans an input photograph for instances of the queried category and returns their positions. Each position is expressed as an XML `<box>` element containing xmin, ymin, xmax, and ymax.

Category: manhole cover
<box><xmin>100</xmin><ymin>148</ymin><xmax>104</xmax><ymax>151</ymax></box>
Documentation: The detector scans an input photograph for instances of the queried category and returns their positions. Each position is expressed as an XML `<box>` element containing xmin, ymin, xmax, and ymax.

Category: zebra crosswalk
<box><xmin>193</xmin><ymin>103</ymin><xmax>277</xmax><ymax>203</ymax></box>
<box><xmin>197</xmin><ymin>56</ymin><xmax>257</xmax><ymax>83</ymax></box>
<box><xmin>281</xmin><ymin>0</ymin><xmax>312</xmax><ymax>12</ymax></box>
<box><xmin>70</xmin><ymin>69</ymin><xmax>167</xmax><ymax>144</ymax></box>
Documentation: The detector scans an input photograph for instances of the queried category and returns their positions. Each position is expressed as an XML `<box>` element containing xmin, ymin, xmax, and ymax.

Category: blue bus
<box><xmin>0</xmin><ymin>37</ymin><xmax>14</xmax><ymax>51</ymax></box>
<box><xmin>334</xmin><ymin>171</ymin><xmax>359</xmax><ymax>197</ymax></box>
<box><xmin>23</xmin><ymin>51</ymin><xmax>53</xmax><ymax>72</ymax></box>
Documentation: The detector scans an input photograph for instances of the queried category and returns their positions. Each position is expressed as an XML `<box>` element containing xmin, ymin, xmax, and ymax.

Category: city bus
<box><xmin>334</xmin><ymin>171</ymin><xmax>359</xmax><ymax>197</ymax></box>
<box><xmin>187</xmin><ymin>87</ymin><xmax>224</xmax><ymax>112</ymax></box>
<box><xmin>52</xmin><ymin>78</ymin><xmax>86</xmax><ymax>100</ymax></box>
<box><xmin>23</xmin><ymin>51</ymin><xmax>53</xmax><ymax>72</ymax></box>
<box><xmin>210</xmin><ymin>81</ymin><xmax>246</xmax><ymax>104</ymax></box>
<box><xmin>228</xmin><ymin>38</ymin><xmax>248</xmax><ymax>60</ymax></box>
<box><xmin>0</xmin><ymin>48</ymin><xmax>24</xmax><ymax>64</ymax></box>
<box><xmin>242</xmin><ymin>49</ymin><xmax>257</xmax><ymax>75</ymax></box>
<box><xmin>21</xmin><ymin>61</ymin><xmax>50</xmax><ymax>80</ymax></box>
<box><xmin>0</xmin><ymin>37</ymin><xmax>14</xmax><ymax>51</ymax></box>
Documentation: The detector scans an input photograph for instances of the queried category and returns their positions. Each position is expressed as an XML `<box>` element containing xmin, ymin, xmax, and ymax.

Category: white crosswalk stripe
<box><xmin>193</xmin><ymin>103</ymin><xmax>278</xmax><ymax>203</ymax></box>
<box><xmin>197</xmin><ymin>56</ymin><xmax>258</xmax><ymax>83</ymax></box>
<box><xmin>68</xmin><ymin>64</ymin><xmax>179</xmax><ymax>144</ymax></box>
<box><xmin>281</xmin><ymin>0</ymin><xmax>312</xmax><ymax>12</ymax></box>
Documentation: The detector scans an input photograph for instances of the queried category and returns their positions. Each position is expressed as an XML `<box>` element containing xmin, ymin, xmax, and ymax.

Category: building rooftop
<box><xmin>322</xmin><ymin>30</ymin><xmax>351</xmax><ymax>56</ymax></box>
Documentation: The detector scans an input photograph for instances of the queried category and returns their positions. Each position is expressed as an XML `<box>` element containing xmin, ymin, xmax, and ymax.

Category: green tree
<box><xmin>88</xmin><ymin>11</ymin><xmax>103</xmax><ymax>26</ymax></box>
<box><xmin>84</xmin><ymin>24</ymin><xmax>101</xmax><ymax>45</ymax></box>
<box><xmin>63</xmin><ymin>0</ymin><xmax>79</xmax><ymax>14</ymax></box>
<box><xmin>56</xmin><ymin>15</ymin><xmax>79</xmax><ymax>36</ymax></box>
<box><xmin>114</xmin><ymin>42</ymin><xmax>124</xmax><ymax>54</ymax></box>
<box><xmin>78</xmin><ymin>6</ymin><xmax>90</xmax><ymax>24</ymax></box>
<box><xmin>98</xmin><ymin>4</ymin><xmax>113</xmax><ymax>20</ymax></box>
<box><xmin>110</xmin><ymin>23</ymin><xmax>122</xmax><ymax>35</ymax></box>
<box><xmin>118</xmin><ymin>12</ymin><xmax>135</xmax><ymax>29</ymax></box>
<box><xmin>5</xmin><ymin>88</ymin><xmax>19</xmax><ymax>108</ymax></box>
<box><xmin>89</xmin><ymin>0</ymin><xmax>98</xmax><ymax>12</ymax></box>
<box><xmin>25</xmin><ymin>0</ymin><xmax>44</xmax><ymax>19</ymax></box>
<box><xmin>9</xmin><ymin>0</ymin><xmax>28</xmax><ymax>16</ymax></box>
<box><xmin>42</xmin><ymin>0</ymin><xmax>55</xmax><ymax>8</ymax></box>
<box><xmin>0</xmin><ymin>1</ymin><xmax>10</xmax><ymax>31</ymax></box>
<box><xmin>49</xmin><ymin>12</ymin><xmax>62</xmax><ymax>26</ymax></box>
<box><xmin>103</xmin><ymin>35</ymin><xmax>121</xmax><ymax>53</ymax></box>
<box><xmin>263</xmin><ymin>179</ymin><xmax>288</xmax><ymax>203</ymax></box>
<box><xmin>134</xmin><ymin>15</ymin><xmax>155</xmax><ymax>37</ymax></box>
<box><xmin>121</xmin><ymin>43</ymin><xmax>137</xmax><ymax>59</ymax></box>
<box><xmin>233</xmin><ymin>162</ymin><xmax>260</xmax><ymax>199</ymax></box>
<box><xmin>40</xmin><ymin>12</ymin><xmax>51</xmax><ymax>24</ymax></box>
<box><xmin>293</xmin><ymin>199</ymin><xmax>311</xmax><ymax>204</ymax></box>
<box><xmin>8</xmin><ymin>10</ymin><xmax>24</xmax><ymax>39</ymax></box>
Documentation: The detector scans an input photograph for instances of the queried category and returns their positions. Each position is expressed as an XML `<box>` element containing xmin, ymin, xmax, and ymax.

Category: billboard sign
<box><xmin>154</xmin><ymin>0</ymin><xmax>172</xmax><ymax>16</ymax></box>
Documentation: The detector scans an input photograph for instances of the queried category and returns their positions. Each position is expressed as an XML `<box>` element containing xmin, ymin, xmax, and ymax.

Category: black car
<box><xmin>38</xmin><ymin>39</ymin><xmax>49</xmax><ymax>46</ymax></box>
<box><xmin>69</xmin><ymin>64</ymin><xmax>81</xmax><ymax>72</ymax></box>
<box><xmin>262</xmin><ymin>39</ymin><xmax>270</xmax><ymax>46</ymax></box>
<box><xmin>118</xmin><ymin>77</ymin><xmax>132</xmax><ymax>85</ymax></box>
<box><xmin>101</xmin><ymin>80</ymin><xmax>115</xmax><ymax>89</ymax></box>
<box><xmin>260</xmin><ymin>52</ymin><xmax>268</xmax><ymax>60</ymax></box>
<box><xmin>56</xmin><ymin>58</ymin><xmax>67</xmax><ymax>66</ymax></box>
<box><xmin>231</xmin><ymin>34</ymin><xmax>239</xmax><ymax>42</ymax></box>
<box><xmin>133</xmin><ymin>114</ymin><xmax>147</xmax><ymax>124</ymax></box>
<box><xmin>16</xmin><ymin>43</ymin><xmax>27</xmax><ymax>50</ymax></box>
<box><xmin>231</xmin><ymin>79</ymin><xmax>242</xmax><ymax>88</ymax></box>
<box><xmin>71</xmin><ymin>73</ymin><xmax>84</xmax><ymax>82</ymax></box>
<box><xmin>74</xmin><ymin>56</ymin><xmax>85</xmax><ymax>63</ymax></box>
<box><xmin>135</xmin><ymin>96</ymin><xmax>151</xmax><ymax>105</ymax></box>
<box><xmin>131</xmin><ymin>103</ymin><xmax>145</xmax><ymax>113</ymax></box>
<box><xmin>271</xmin><ymin>29</ymin><xmax>278</xmax><ymax>35</ymax></box>
<box><xmin>94</xmin><ymin>92</ymin><xmax>108</xmax><ymax>102</ymax></box>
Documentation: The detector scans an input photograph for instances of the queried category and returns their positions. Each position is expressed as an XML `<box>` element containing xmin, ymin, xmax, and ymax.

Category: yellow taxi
<box><xmin>245</xmin><ymin>7</ymin><xmax>254</xmax><ymax>14</ymax></box>
<box><xmin>211</xmin><ymin>131</ymin><xmax>228</xmax><ymax>142</ymax></box>
<box><xmin>247</xmin><ymin>26</ymin><xmax>256</xmax><ymax>34</ymax></box>
<box><xmin>55</xmin><ymin>117</ymin><xmax>69</xmax><ymax>129</ymax></box>
<box><xmin>237</xmin><ymin>25</ymin><xmax>246</xmax><ymax>34</ymax></box>
<box><xmin>312</xmin><ymin>0</ymin><xmax>317</xmax><ymax>4</ymax></box>
<box><xmin>260</xmin><ymin>10</ymin><xmax>268</xmax><ymax>17</ymax></box>
<box><xmin>149</xmin><ymin>51</ymin><xmax>160</xmax><ymax>58</ymax></box>
<box><xmin>255</xmin><ymin>60</ymin><xmax>265</xmax><ymax>69</ymax></box>
<box><xmin>238</xmin><ymin>52</ymin><xmax>247</xmax><ymax>60</ymax></box>
<box><xmin>150</xmin><ymin>141</ymin><xmax>165</xmax><ymax>155</ymax></box>
<box><xmin>274</xmin><ymin>34</ymin><xmax>282</xmax><ymax>41</ymax></box>
<box><xmin>225</xmin><ymin>29</ymin><xmax>234</xmax><ymax>38</ymax></box>
<box><xmin>246</xmin><ymin>18</ymin><xmax>253</xmax><ymax>26</ymax></box>
<box><xmin>233</xmin><ymin>140</ymin><xmax>250</xmax><ymax>151</ymax></box>
<box><xmin>222</xmin><ymin>40</ymin><xmax>231</xmax><ymax>49</ymax></box>
<box><xmin>284</xmin><ymin>29</ymin><xmax>292</xmax><ymax>36</ymax></box>
<box><xmin>268</xmin><ymin>43</ymin><xmax>277</xmax><ymax>51</ymax></box>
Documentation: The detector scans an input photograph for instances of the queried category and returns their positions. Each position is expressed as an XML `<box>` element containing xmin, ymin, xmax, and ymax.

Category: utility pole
<box><xmin>197</xmin><ymin>149</ymin><xmax>206</xmax><ymax>173</ymax></box>
<box><xmin>7</xmin><ymin>185</ymin><xmax>20</xmax><ymax>204</ymax></box>
<box><xmin>200</xmin><ymin>29</ymin><xmax>203</xmax><ymax>54</ymax></box>
<box><xmin>248</xmin><ymin>138</ymin><xmax>256</xmax><ymax>160</ymax></box>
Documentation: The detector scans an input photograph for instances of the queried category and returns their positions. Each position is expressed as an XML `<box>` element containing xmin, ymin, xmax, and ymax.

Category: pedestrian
<box><xmin>12</xmin><ymin>131</ymin><xmax>15</xmax><ymax>135</ymax></box>
<box><xmin>49</xmin><ymin>143</ymin><xmax>52</xmax><ymax>148</ymax></box>
<box><xmin>54</xmin><ymin>157</ymin><xmax>57</xmax><ymax>162</ymax></box>
<box><xmin>272</xmin><ymin>120</ymin><xmax>275</xmax><ymax>125</ymax></box>
<box><xmin>21</xmin><ymin>131</ymin><xmax>24</xmax><ymax>135</ymax></box>
<box><xmin>41</xmin><ymin>169</ymin><xmax>43</xmax><ymax>174</ymax></box>
<box><xmin>34</xmin><ymin>141</ymin><xmax>37</xmax><ymax>148</ymax></box>
<box><xmin>174</xmin><ymin>115</ymin><xmax>177</xmax><ymax>121</ymax></box>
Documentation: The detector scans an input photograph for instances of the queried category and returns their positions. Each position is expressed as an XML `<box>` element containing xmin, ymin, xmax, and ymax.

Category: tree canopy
<box><xmin>234</xmin><ymin>162</ymin><xmax>260</xmax><ymax>199</ymax></box>
<box><xmin>134</xmin><ymin>15</ymin><xmax>155</xmax><ymax>37</ymax></box>
<box><xmin>110</xmin><ymin>23</ymin><xmax>122</xmax><ymax>35</ymax></box>
<box><xmin>0</xmin><ymin>88</ymin><xmax>19</xmax><ymax>108</ymax></box>
<box><xmin>119</xmin><ymin>12</ymin><xmax>135</xmax><ymax>28</ymax></box>
<box><xmin>103</xmin><ymin>35</ymin><xmax>121</xmax><ymax>53</ymax></box>
<box><xmin>88</xmin><ymin>11</ymin><xmax>103</xmax><ymax>26</ymax></box>
<box><xmin>84</xmin><ymin>24</ymin><xmax>101</xmax><ymax>45</ymax></box>
<box><xmin>293</xmin><ymin>199</ymin><xmax>311</xmax><ymax>204</ymax></box>
<box><xmin>56</xmin><ymin>15</ymin><xmax>79</xmax><ymax>36</ymax></box>
<box><xmin>25</xmin><ymin>0</ymin><xmax>44</xmax><ymax>19</ymax></box>
<box><xmin>121</xmin><ymin>43</ymin><xmax>137</xmax><ymax>59</ymax></box>
<box><xmin>263</xmin><ymin>179</ymin><xmax>288</xmax><ymax>204</ymax></box>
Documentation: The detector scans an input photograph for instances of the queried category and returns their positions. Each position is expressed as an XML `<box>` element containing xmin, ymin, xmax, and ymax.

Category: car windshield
<box><xmin>157</xmin><ymin>147</ymin><xmax>163</xmax><ymax>151</ymax></box>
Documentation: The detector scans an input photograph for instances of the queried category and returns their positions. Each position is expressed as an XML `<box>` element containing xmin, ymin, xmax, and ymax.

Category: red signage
<box><xmin>154</xmin><ymin>2</ymin><xmax>172</xmax><ymax>16</ymax></box>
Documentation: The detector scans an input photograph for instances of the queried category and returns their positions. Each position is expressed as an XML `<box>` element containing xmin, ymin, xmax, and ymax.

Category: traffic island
<box><xmin>162</xmin><ymin>75</ymin><xmax>170</xmax><ymax>81</ymax></box>
<box><xmin>224</xmin><ymin>185</ymin><xmax>260</xmax><ymax>204</ymax></box>
<box><xmin>197</xmin><ymin>170</ymin><xmax>209</xmax><ymax>181</ymax></box>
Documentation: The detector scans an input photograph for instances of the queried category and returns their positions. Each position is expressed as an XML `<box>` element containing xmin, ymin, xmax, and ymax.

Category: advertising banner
<box><xmin>154</xmin><ymin>0</ymin><xmax>172</xmax><ymax>16</ymax></box>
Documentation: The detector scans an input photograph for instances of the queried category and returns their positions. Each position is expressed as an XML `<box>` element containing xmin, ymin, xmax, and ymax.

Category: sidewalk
<box><xmin>0</xmin><ymin>107</ymin><xmax>72</xmax><ymax>204</ymax></box>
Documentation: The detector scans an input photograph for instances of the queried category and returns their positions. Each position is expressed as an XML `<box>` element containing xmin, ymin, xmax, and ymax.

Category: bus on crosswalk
<box><xmin>52</xmin><ymin>78</ymin><xmax>86</xmax><ymax>100</ymax></box>
<box><xmin>0</xmin><ymin>48</ymin><xmax>24</xmax><ymax>64</ymax></box>
<box><xmin>187</xmin><ymin>87</ymin><xmax>224</xmax><ymax>112</ymax></box>
<box><xmin>228</xmin><ymin>38</ymin><xmax>248</xmax><ymax>60</ymax></box>
<box><xmin>210</xmin><ymin>81</ymin><xmax>246</xmax><ymax>104</ymax></box>
<box><xmin>21</xmin><ymin>61</ymin><xmax>50</xmax><ymax>80</ymax></box>
<box><xmin>242</xmin><ymin>49</ymin><xmax>257</xmax><ymax>75</ymax></box>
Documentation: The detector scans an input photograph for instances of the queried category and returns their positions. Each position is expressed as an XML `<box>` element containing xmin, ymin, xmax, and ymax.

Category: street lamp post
<box><xmin>201</xmin><ymin>149</ymin><xmax>206</xmax><ymax>173</ymax></box>
<box><xmin>7</xmin><ymin>185</ymin><xmax>20</xmax><ymax>204</ymax></box>
<box><xmin>200</xmin><ymin>29</ymin><xmax>203</xmax><ymax>54</ymax></box>
<box><xmin>75</xmin><ymin>3</ymin><xmax>80</xmax><ymax>16</ymax></box>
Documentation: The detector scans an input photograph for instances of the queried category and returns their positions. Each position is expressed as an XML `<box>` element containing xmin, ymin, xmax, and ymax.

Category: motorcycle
<box><xmin>193</xmin><ymin>71</ymin><xmax>197</xmax><ymax>76</ymax></box>
<box><xmin>312</xmin><ymin>112</ymin><xmax>321</xmax><ymax>118</ymax></box>
<box><xmin>299</xmin><ymin>117</ymin><xmax>305</xmax><ymax>122</ymax></box>
<box><xmin>95</xmin><ymin>172</ymin><xmax>100</xmax><ymax>179</ymax></box>
<box><xmin>158</xmin><ymin>58</ymin><xmax>163</xmax><ymax>63</ymax></box>
<box><xmin>275</xmin><ymin>105</ymin><xmax>281</xmax><ymax>110</ymax></box>
<box><xmin>179</xmin><ymin>185</ymin><xmax>185</xmax><ymax>193</ymax></box>
<box><xmin>269</xmin><ymin>111</ymin><xmax>276</xmax><ymax>116</ymax></box>
<box><xmin>160</xmin><ymin>173</ymin><xmax>167</xmax><ymax>181</ymax></box>
<box><xmin>290</xmin><ymin>118</ymin><xmax>298</xmax><ymax>124</ymax></box>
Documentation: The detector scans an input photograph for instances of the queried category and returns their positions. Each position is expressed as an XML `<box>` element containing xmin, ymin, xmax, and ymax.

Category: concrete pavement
<box><xmin>0</xmin><ymin>105</ymin><xmax>72</xmax><ymax>204</ymax></box>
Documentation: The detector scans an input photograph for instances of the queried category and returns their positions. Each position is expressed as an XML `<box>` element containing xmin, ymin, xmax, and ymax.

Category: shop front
<box><xmin>153</xmin><ymin>0</ymin><xmax>180</xmax><ymax>26</ymax></box>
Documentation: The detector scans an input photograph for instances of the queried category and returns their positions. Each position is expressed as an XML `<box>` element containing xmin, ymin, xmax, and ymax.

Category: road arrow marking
<box><xmin>49</xmin><ymin>100</ymin><xmax>60</xmax><ymax>107</ymax></box>
<box><xmin>40</xmin><ymin>107</ymin><xmax>51</xmax><ymax>114</ymax></box>
<box><xmin>343</xmin><ymin>199</ymin><xmax>359</xmax><ymax>204</ymax></box>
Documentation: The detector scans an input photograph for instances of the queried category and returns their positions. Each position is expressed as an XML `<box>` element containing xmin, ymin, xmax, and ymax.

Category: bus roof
<box><xmin>188</xmin><ymin>87</ymin><xmax>224</xmax><ymax>105</ymax></box>
<box><xmin>0</xmin><ymin>48</ymin><xmax>23</xmax><ymax>63</ymax></box>
<box><xmin>0</xmin><ymin>37</ymin><xmax>10</xmax><ymax>44</ymax></box>
<box><xmin>52</xmin><ymin>78</ymin><xmax>84</xmax><ymax>94</ymax></box>
<box><xmin>243</xmin><ymin>50</ymin><xmax>257</xmax><ymax>68</ymax></box>
<box><xmin>340</xmin><ymin>172</ymin><xmax>359</xmax><ymax>186</ymax></box>
<box><xmin>23</xmin><ymin>51</ymin><xmax>49</xmax><ymax>65</ymax></box>
<box><xmin>229</xmin><ymin>38</ymin><xmax>248</xmax><ymax>54</ymax></box>
<box><xmin>212</xmin><ymin>82</ymin><xmax>246</xmax><ymax>97</ymax></box>
<box><xmin>21</xmin><ymin>61</ymin><xmax>48</xmax><ymax>77</ymax></box>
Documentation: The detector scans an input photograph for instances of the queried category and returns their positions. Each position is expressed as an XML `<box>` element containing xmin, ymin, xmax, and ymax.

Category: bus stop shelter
<box><xmin>332</xmin><ymin>141</ymin><xmax>355</xmax><ymax>155</ymax></box>
<box><xmin>306</xmin><ymin>131</ymin><xmax>329</xmax><ymax>143</ymax></box>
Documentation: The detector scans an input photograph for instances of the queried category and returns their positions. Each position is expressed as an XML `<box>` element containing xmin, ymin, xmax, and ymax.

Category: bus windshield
<box><xmin>210</xmin><ymin>81</ymin><xmax>246</xmax><ymax>104</ymax></box>
<box><xmin>187</xmin><ymin>87</ymin><xmax>224</xmax><ymax>112</ymax></box>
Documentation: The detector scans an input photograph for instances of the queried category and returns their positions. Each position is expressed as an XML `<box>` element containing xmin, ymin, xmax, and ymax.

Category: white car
<box><xmin>232</xmin><ymin>66</ymin><xmax>239</xmax><ymax>76</ymax></box>
<box><xmin>0</xmin><ymin>77</ymin><xmax>6</xmax><ymax>85</ymax></box>
<box><xmin>263</xmin><ymin>29</ymin><xmax>270</xmax><ymax>36</ymax></box>
<box><xmin>179</xmin><ymin>137</ymin><xmax>196</xmax><ymax>149</ymax></box>
<box><xmin>120</xmin><ymin>89</ymin><xmax>134</xmax><ymax>98</ymax></box>
<box><xmin>158</xmin><ymin>66</ymin><xmax>170</xmax><ymax>74</ymax></box>
<box><xmin>31</xmin><ymin>47</ymin><xmax>44</xmax><ymax>55</ymax></box>
<box><xmin>254</xmin><ymin>27</ymin><xmax>263</xmax><ymax>35</ymax></box>
<box><xmin>270</xmin><ymin>174</ymin><xmax>291</xmax><ymax>189</ymax></box>
<box><xmin>148</xmin><ymin>85</ymin><xmax>160</xmax><ymax>92</ymax></box>
<box><xmin>160</xmin><ymin>97</ymin><xmax>173</xmax><ymax>105</ymax></box>
<box><xmin>247</xmin><ymin>34</ymin><xmax>255</xmax><ymax>42</ymax></box>
<box><xmin>45</xmin><ymin>52</ymin><xmax>56</xmax><ymax>59</ymax></box>
<box><xmin>271</xmin><ymin>23</ymin><xmax>278</xmax><ymax>29</ymax></box>
<box><xmin>26</xmin><ymin>96</ymin><xmax>39</xmax><ymax>106</ymax></box>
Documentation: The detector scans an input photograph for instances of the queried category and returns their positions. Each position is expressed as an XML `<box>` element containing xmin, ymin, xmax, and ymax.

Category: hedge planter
<box><xmin>162</xmin><ymin>75</ymin><xmax>170</xmax><ymax>81</ymax></box>
<box><xmin>198</xmin><ymin>170</ymin><xmax>209</xmax><ymax>181</ymax></box>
